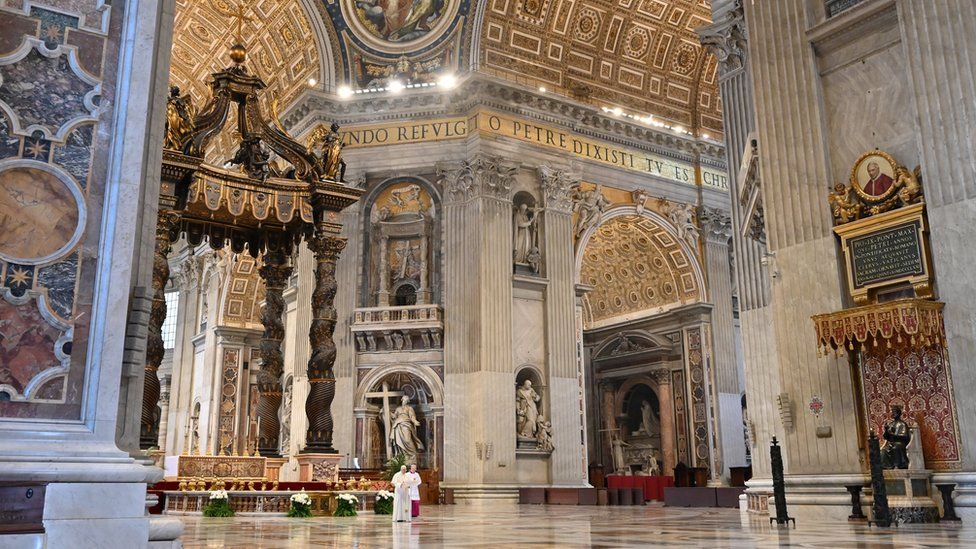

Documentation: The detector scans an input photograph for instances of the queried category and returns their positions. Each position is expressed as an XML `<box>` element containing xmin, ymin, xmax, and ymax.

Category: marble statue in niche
<box><xmin>881</xmin><ymin>405</ymin><xmax>911</xmax><ymax>469</ymax></box>
<box><xmin>641</xmin><ymin>400</ymin><xmax>660</xmax><ymax>438</ymax></box>
<box><xmin>512</xmin><ymin>192</ymin><xmax>542</xmax><ymax>274</ymax></box>
<box><xmin>572</xmin><ymin>184</ymin><xmax>610</xmax><ymax>238</ymax></box>
<box><xmin>516</xmin><ymin>379</ymin><xmax>541</xmax><ymax>439</ymax></box>
<box><xmin>391</xmin><ymin>395</ymin><xmax>424</xmax><ymax>464</ymax></box>
<box><xmin>513</xmin><ymin>203</ymin><xmax>541</xmax><ymax>265</ymax></box>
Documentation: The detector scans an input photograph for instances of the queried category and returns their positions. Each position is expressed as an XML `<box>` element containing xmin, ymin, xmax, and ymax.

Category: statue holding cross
<box><xmin>366</xmin><ymin>383</ymin><xmax>424</xmax><ymax>465</ymax></box>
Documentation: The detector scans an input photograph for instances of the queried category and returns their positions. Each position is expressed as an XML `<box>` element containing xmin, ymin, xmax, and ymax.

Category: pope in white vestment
<box><xmin>391</xmin><ymin>465</ymin><xmax>412</xmax><ymax>522</ymax></box>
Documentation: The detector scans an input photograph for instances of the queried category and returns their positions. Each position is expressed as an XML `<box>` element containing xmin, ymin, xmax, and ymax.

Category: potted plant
<box><xmin>202</xmin><ymin>489</ymin><xmax>234</xmax><ymax>517</ymax></box>
<box><xmin>334</xmin><ymin>493</ymin><xmax>358</xmax><ymax>517</ymax></box>
<box><xmin>287</xmin><ymin>490</ymin><xmax>313</xmax><ymax>518</ymax></box>
<box><xmin>374</xmin><ymin>490</ymin><xmax>394</xmax><ymax>515</ymax></box>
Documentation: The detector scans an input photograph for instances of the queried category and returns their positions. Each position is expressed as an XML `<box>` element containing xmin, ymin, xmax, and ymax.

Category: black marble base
<box><xmin>890</xmin><ymin>506</ymin><xmax>940</xmax><ymax>524</ymax></box>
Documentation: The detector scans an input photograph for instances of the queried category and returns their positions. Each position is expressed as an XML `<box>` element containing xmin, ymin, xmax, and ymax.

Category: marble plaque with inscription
<box><xmin>833</xmin><ymin>203</ymin><xmax>932</xmax><ymax>305</ymax></box>
<box><xmin>849</xmin><ymin>221</ymin><xmax>924</xmax><ymax>288</ymax></box>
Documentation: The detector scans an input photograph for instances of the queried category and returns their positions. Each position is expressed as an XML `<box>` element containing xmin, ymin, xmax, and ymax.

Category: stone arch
<box><xmin>354</xmin><ymin>363</ymin><xmax>444</xmax><ymax>408</ymax></box>
<box><xmin>575</xmin><ymin>205</ymin><xmax>706</xmax><ymax>329</ymax></box>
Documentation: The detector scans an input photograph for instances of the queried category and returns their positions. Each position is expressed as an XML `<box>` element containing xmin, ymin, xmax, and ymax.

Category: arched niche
<box><xmin>358</xmin><ymin>176</ymin><xmax>442</xmax><ymax>308</ymax></box>
<box><xmin>515</xmin><ymin>364</ymin><xmax>547</xmax><ymax>448</ymax></box>
<box><xmin>354</xmin><ymin>364</ymin><xmax>444</xmax><ymax>471</ymax></box>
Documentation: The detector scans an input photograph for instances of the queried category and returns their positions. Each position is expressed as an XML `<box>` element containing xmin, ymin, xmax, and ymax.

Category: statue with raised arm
<box><xmin>390</xmin><ymin>395</ymin><xmax>424</xmax><ymax>464</ymax></box>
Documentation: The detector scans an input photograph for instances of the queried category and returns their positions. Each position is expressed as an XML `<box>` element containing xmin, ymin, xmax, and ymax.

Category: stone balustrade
<box><xmin>351</xmin><ymin>304</ymin><xmax>444</xmax><ymax>352</ymax></box>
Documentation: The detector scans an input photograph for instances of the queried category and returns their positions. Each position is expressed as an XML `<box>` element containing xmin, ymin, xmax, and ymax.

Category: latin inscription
<box><xmin>849</xmin><ymin>222</ymin><xmax>924</xmax><ymax>288</ymax></box>
<box><xmin>334</xmin><ymin>111</ymin><xmax>729</xmax><ymax>191</ymax></box>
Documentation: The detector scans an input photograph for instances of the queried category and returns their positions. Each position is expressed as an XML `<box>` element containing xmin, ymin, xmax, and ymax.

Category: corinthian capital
<box><xmin>437</xmin><ymin>154</ymin><xmax>517</xmax><ymax>202</ymax></box>
<box><xmin>538</xmin><ymin>163</ymin><xmax>579</xmax><ymax>213</ymax></box>
<box><xmin>699</xmin><ymin>206</ymin><xmax>733</xmax><ymax>243</ymax></box>
<box><xmin>697</xmin><ymin>1</ymin><xmax>747</xmax><ymax>79</ymax></box>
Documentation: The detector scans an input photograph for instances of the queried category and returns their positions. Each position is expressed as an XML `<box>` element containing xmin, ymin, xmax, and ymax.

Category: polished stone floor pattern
<box><xmin>179</xmin><ymin>505</ymin><xmax>976</xmax><ymax>548</ymax></box>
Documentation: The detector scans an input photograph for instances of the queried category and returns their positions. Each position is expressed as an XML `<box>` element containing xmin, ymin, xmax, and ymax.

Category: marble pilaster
<box><xmin>898</xmin><ymin>0</ymin><xmax>976</xmax><ymax>517</ymax></box>
<box><xmin>539</xmin><ymin>165</ymin><xmax>587</xmax><ymax>486</ymax></box>
<box><xmin>439</xmin><ymin>154</ymin><xmax>517</xmax><ymax>491</ymax></box>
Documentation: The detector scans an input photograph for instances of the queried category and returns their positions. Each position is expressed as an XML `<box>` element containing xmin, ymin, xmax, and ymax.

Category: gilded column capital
<box><xmin>697</xmin><ymin>1</ymin><xmax>748</xmax><ymax>80</ymax></box>
<box><xmin>437</xmin><ymin>154</ymin><xmax>517</xmax><ymax>203</ymax></box>
<box><xmin>538</xmin><ymin>163</ymin><xmax>579</xmax><ymax>213</ymax></box>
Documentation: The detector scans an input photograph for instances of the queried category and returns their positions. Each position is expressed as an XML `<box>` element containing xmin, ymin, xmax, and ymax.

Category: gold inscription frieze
<box><xmin>331</xmin><ymin>111</ymin><xmax>728</xmax><ymax>190</ymax></box>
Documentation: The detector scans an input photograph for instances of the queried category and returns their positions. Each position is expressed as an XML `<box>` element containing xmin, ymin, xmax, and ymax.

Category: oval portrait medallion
<box><xmin>342</xmin><ymin>0</ymin><xmax>461</xmax><ymax>53</ymax></box>
<box><xmin>0</xmin><ymin>162</ymin><xmax>85</xmax><ymax>265</ymax></box>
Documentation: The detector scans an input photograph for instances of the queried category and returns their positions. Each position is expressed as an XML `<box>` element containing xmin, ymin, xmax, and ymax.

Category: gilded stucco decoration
<box><xmin>221</xmin><ymin>254</ymin><xmax>266</xmax><ymax>327</ymax></box>
<box><xmin>580</xmin><ymin>214</ymin><xmax>701</xmax><ymax>328</ymax></box>
<box><xmin>168</xmin><ymin>0</ymin><xmax>325</xmax><ymax>160</ymax></box>
<box><xmin>479</xmin><ymin>0</ymin><xmax>722</xmax><ymax>137</ymax></box>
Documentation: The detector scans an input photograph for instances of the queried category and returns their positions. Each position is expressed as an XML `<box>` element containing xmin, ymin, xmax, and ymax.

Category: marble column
<box><xmin>898</xmin><ymin>0</ymin><xmax>976</xmax><ymax>519</ymax></box>
<box><xmin>301</xmin><ymin>225</ymin><xmax>346</xmax><ymax>454</ymax></box>
<box><xmin>141</xmin><ymin>210</ymin><xmax>180</xmax><ymax>449</ymax></box>
<box><xmin>157</xmin><ymin>375</ymin><xmax>172</xmax><ymax>450</ymax></box>
<box><xmin>539</xmin><ymin>165</ymin><xmax>587</xmax><ymax>486</ymax></box>
<box><xmin>257</xmin><ymin>249</ymin><xmax>293</xmax><ymax>457</ymax></box>
<box><xmin>653</xmin><ymin>370</ymin><xmax>677</xmax><ymax>476</ymax></box>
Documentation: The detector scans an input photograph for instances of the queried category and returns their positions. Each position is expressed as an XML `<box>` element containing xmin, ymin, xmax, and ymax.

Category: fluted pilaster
<box><xmin>899</xmin><ymin>0</ymin><xmax>976</xmax><ymax>470</ymax></box>
<box><xmin>540</xmin><ymin>164</ymin><xmax>585</xmax><ymax>484</ymax></box>
<box><xmin>744</xmin><ymin>0</ymin><xmax>861</xmax><ymax>476</ymax></box>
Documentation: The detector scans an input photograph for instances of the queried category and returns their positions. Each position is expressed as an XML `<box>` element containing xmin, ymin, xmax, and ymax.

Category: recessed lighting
<box><xmin>437</xmin><ymin>73</ymin><xmax>457</xmax><ymax>89</ymax></box>
<box><xmin>388</xmin><ymin>79</ymin><xmax>404</xmax><ymax>93</ymax></box>
<box><xmin>538</xmin><ymin>86</ymin><xmax>547</xmax><ymax>93</ymax></box>
<box><xmin>702</xmin><ymin>132</ymin><xmax>710</xmax><ymax>139</ymax></box>
<box><xmin>337</xmin><ymin>85</ymin><xmax>352</xmax><ymax>98</ymax></box>
<box><xmin>674</xmin><ymin>125</ymin><xmax>684</xmax><ymax>133</ymax></box>
<box><xmin>612</xmin><ymin>107</ymin><xmax>623</xmax><ymax>116</ymax></box>
<box><xmin>307</xmin><ymin>77</ymin><xmax>317</xmax><ymax>87</ymax></box>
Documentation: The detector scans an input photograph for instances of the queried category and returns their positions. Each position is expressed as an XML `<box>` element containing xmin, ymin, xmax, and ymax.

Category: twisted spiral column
<box><xmin>301</xmin><ymin>226</ymin><xmax>346</xmax><ymax>454</ymax></box>
<box><xmin>140</xmin><ymin>211</ymin><xmax>179</xmax><ymax>449</ymax></box>
<box><xmin>256</xmin><ymin>248</ymin><xmax>293</xmax><ymax>457</ymax></box>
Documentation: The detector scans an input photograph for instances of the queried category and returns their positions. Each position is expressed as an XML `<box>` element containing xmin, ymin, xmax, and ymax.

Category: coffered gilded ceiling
<box><xmin>169</xmin><ymin>0</ymin><xmax>325</xmax><ymax>114</ymax></box>
<box><xmin>478</xmin><ymin>0</ymin><xmax>722</xmax><ymax>136</ymax></box>
<box><xmin>580</xmin><ymin>214</ymin><xmax>701</xmax><ymax>328</ymax></box>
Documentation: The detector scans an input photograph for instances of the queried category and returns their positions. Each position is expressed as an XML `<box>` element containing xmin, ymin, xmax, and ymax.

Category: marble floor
<box><xmin>179</xmin><ymin>505</ymin><xmax>976</xmax><ymax>548</ymax></box>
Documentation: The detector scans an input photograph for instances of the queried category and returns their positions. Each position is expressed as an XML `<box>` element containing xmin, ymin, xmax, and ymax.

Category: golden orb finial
<box><xmin>230</xmin><ymin>43</ymin><xmax>246</xmax><ymax>64</ymax></box>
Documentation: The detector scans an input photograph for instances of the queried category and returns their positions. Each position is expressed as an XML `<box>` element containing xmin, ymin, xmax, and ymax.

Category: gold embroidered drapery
<box><xmin>812</xmin><ymin>299</ymin><xmax>945</xmax><ymax>356</ymax></box>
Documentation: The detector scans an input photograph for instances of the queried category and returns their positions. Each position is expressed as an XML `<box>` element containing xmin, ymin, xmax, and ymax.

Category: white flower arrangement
<box><xmin>337</xmin><ymin>493</ymin><xmax>359</xmax><ymax>503</ymax></box>
<box><xmin>209</xmin><ymin>490</ymin><xmax>228</xmax><ymax>501</ymax></box>
<box><xmin>290</xmin><ymin>490</ymin><xmax>312</xmax><ymax>506</ymax></box>
<box><xmin>376</xmin><ymin>490</ymin><xmax>394</xmax><ymax>501</ymax></box>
